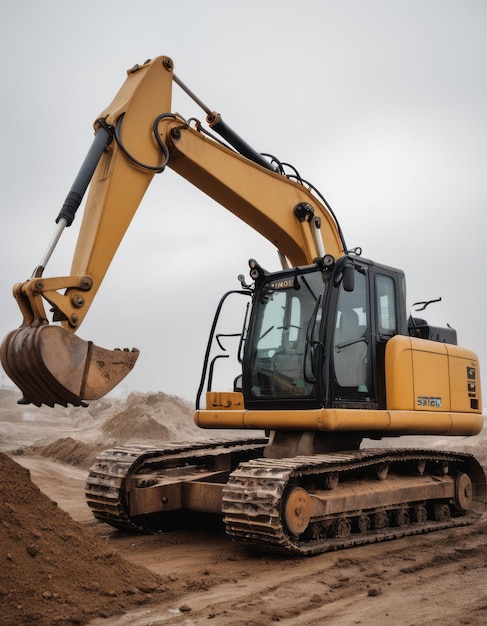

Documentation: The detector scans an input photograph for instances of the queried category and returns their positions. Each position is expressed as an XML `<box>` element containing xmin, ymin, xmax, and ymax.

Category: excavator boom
<box><xmin>0</xmin><ymin>56</ymin><xmax>345</xmax><ymax>406</ymax></box>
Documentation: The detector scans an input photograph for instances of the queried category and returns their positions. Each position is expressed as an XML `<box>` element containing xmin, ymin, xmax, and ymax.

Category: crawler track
<box><xmin>85</xmin><ymin>437</ymin><xmax>268</xmax><ymax>532</ymax></box>
<box><xmin>86</xmin><ymin>442</ymin><xmax>486</xmax><ymax>556</ymax></box>
<box><xmin>222</xmin><ymin>449</ymin><xmax>486</xmax><ymax>555</ymax></box>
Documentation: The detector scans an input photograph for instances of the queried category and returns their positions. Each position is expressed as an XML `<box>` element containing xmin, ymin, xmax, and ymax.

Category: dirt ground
<box><xmin>1</xmin><ymin>387</ymin><xmax>487</xmax><ymax>625</ymax></box>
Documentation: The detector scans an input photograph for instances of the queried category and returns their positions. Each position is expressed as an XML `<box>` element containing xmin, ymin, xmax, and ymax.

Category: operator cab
<box><xmin>241</xmin><ymin>256</ymin><xmax>408</xmax><ymax>411</ymax></box>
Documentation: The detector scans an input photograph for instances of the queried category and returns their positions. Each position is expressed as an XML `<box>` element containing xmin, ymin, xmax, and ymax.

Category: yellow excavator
<box><xmin>1</xmin><ymin>56</ymin><xmax>485</xmax><ymax>555</ymax></box>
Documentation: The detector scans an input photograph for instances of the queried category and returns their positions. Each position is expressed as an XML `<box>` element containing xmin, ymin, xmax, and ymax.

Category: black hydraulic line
<box><xmin>56</xmin><ymin>126</ymin><xmax>113</xmax><ymax>227</ymax></box>
<box><xmin>172</xmin><ymin>71</ymin><xmax>346</xmax><ymax>251</ymax></box>
<box><xmin>287</xmin><ymin>173</ymin><xmax>348</xmax><ymax>254</ymax></box>
<box><xmin>207</xmin><ymin>113</ymin><xmax>278</xmax><ymax>173</ymax></box>
<box><xmin>173</xmin><ymin>71</ymin><xmax>276</xmax><ymax>173</ymax></box>
<box><xmin>112</xmin><ymin>112</ymin><xmax>170</xmax><ymax>173</ymax></box>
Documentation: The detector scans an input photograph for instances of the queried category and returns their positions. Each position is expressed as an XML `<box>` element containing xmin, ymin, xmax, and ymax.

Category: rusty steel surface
<box><xmin>222</xmin><ymin>449</ymin><xmax>487</xmax><ymax>555</ymax></box>
<box><xmin>85</xmin><ymin>440</ymin><xmax>486</xmax><ymax>556</ymax></box>
<box><xmin>0</xmin><ymin>324</ymin><xmax>139</xmax><ymax>407</ymax></box>
<box><xmin>85</xmin><ymin>438</ymin><xmax>268</xmax><ymax>532</ymax></box>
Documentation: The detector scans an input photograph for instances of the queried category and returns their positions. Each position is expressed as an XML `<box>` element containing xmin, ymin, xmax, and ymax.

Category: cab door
<box><xmin>330</xmin><ymin>266</ymin><xmax>376</xmax><ymax>407</ymax></box>
<box><xmin>373</xmin><ymin>269</ymin><xmax>405</xmax><ymax>408</ymax></box>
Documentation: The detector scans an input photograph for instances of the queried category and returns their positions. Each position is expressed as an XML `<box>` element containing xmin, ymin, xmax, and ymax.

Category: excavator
<box><xmin>1</xmin><ymin>56</ymin><xmax>486</xmax><ymax>555</ymax></box>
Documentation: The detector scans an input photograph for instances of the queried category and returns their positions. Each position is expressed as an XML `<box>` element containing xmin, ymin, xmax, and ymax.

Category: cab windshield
<box><xmin>246</xmin><ymin>269</ymin><xmax>325</xmax><ymax>402</ymax></box>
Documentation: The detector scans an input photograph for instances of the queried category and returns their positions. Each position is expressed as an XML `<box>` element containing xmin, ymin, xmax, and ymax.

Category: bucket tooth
<box><xmin>16</xmin><ymin>326</ymin><xmax>59</xmax><ymax>407</ymax></box>
<box><xmin>0</xmin><ymin>324</ymin><xmax>139</xmax><ymax>407</ymax></box>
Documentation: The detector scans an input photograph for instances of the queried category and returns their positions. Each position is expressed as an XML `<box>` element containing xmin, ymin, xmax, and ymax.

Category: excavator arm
<box><xmin>0</xmin><ymin>56</ymin><xmax>345</xmax><ymax>406</ymax></box>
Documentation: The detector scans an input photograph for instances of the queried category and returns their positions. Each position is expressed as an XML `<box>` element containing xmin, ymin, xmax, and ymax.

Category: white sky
<box><xmin>1</xmin><ymin>0</ymin><xmax>486</xmax><ymax>404</ymax></box>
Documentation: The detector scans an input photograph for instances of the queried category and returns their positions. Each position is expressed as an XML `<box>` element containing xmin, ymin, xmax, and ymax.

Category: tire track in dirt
<box><xmin>87</xmin><ymin>514</ymin><xmax>487</xmax><ymax>625</ymax></box>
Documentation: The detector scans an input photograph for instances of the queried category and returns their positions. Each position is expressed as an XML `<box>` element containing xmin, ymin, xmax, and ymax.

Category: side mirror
<box><xmin>333</xmin><ymin>256</ymin><xmax>355</xmax><ymax>292</ymax></box>
<box><xmin>343</xmin><ymin>261</ymin><xmax>355</xmax><ymax>292</ymax></box>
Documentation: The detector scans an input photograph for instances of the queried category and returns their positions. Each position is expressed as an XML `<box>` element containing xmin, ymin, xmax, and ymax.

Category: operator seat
<box><xmin>334</xmin><ymin>309</ymin><xmax>368</xmax><ymax>389</ymax></box>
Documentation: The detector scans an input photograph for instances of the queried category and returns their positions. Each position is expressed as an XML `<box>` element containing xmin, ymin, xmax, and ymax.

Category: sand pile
<box><xmin>0</xmin><ymin>452</ymin><xmax>166</xmax><ymax>626</ymax></box>
<box><xmin>33</xmin><ymin>437</ymin><xmax>106</xmax><ymax>469</ymax></box>
<box><xmin>0</xmin><ymin>387</ymin><xmax>23</xmax><ymax>423</ymax></box>
<box><xmin>101</xmin><ymin>400</ymin><xmax>171</xmax><ymax>442</ymax></box>
<box><xmin>109</xmin><ymin>391</ymin><xmax>201</xmax><ymax>441</ymax></box>
<box><xmin>0</xmin><ymin>388</ymin><xmax>202</xmax><ymax>464</ymax></box>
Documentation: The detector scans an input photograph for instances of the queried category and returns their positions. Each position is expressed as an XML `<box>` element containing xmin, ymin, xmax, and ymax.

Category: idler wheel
<box><xmin>284</xmin><ymin>487</ymin><xmax>312</xmax><ymax>536</ymax></box>
<box><xmin>455</xmin><ymin>473</ymin><xmax>473</xmax><ymax>512</ymax></box>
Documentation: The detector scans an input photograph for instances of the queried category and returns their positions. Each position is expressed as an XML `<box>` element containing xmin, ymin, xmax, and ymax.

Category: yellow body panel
<box><xmin>165</xmin><ymin>122</ymin><xmax>344</xmax><ymax>266</ymax></box>
<box><xmin>195</xmin><ymin>406</ymin><xmax>484</xmax><ymax>436</ymax></box>
<box><xmin>198</xmin><ymin>351</ymin><xmax>484</xmax><ymax>436</ymax></box>
<box><xmin>385</xmin><ymin>335</ymin><xmax>482</xmax><ymax>413</ymax></box>
<box><xmin>204</xmin><ymin>391</ymin><xmax>244</xmax><ymax>410</ymax></box>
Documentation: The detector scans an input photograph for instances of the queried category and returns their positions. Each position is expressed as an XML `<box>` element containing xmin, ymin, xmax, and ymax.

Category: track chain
<box><xmin>222</xmin><ymin>449</ymin><xmax>480</xmax><ymax>555</ymax></box>
<box><xmin>85</xmin><ymin>437</ymin><xmax>268</xmax><ymax>532</ymax></box>
<box><xmin>86</xmin><ymin>442</ymin><xmax>484</xmax><ymax>555</ymax></box>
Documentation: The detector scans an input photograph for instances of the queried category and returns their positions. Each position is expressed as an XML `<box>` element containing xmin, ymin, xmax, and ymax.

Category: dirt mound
<box><xmin>0</xmin><ymin>452</ymin><xmax>166</xmax><ymax>626</ymax></box>
<box><xmin>0</xmin><ymin>388</ymin><xmax>202</xmax><ymax>463</ymax></box>
<box><xmin>101</xmin><ymin>391</ymin><xmax>198</xmax><ymax>444</ymax></box>
<box><xmin>102</xmin><ymin>409</ymin><xmax>171</xmax><ymax>442</ymax></box>
<box><xmin>124</xmin><ymin>391</ymin><xmax>199</xmax><ymax>436</ymax></box>
<box><xmin>0</xmin><ymin>387</ymin><xmax>23</xmax><ymax>423</ymax></box>
<box><xmin>35</xmin><ymin>437</ymin><xmax>106</xmax><ymax>469</ymax></box>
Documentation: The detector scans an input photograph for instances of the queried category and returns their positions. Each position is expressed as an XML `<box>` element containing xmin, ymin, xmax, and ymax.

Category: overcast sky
<box><xmin>1</xmin><ymin>0</ymin><xmax>486</xmax><ymax>405</ymax></box>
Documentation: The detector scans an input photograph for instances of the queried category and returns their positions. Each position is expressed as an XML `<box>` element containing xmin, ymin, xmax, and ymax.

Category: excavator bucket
<box><xmin>0</xmin><ymin>324</ymin><xmax>139</xmax><ymax>407</ymax></box>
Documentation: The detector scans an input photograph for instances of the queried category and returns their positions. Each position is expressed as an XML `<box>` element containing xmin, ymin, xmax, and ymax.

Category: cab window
<box><xmin>376</xmin><ymin>274</ymin><xmax>397</xmax><ymax>334</ymax></box>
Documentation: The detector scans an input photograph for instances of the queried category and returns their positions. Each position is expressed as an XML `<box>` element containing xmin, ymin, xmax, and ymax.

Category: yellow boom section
<box><xmin>68</xmin><ymin>56</ymin><xmax>344</xmax><ymax>325</ymax></box>
<box><xmin>0</xmin><ymin>56</ymin><xmax>344</xmax><ymax>406</ymax></box>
